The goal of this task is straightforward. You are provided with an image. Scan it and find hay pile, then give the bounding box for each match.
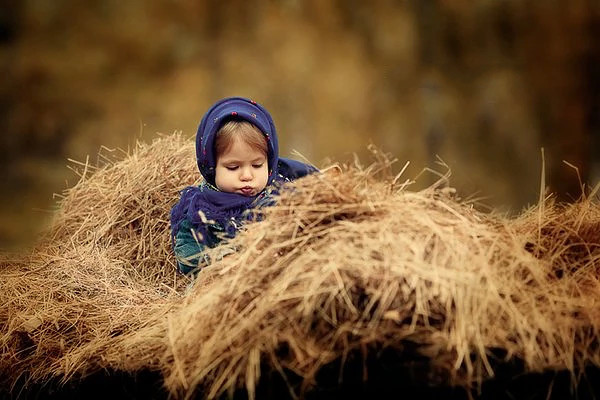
[1,134,599,398]
[0,135,195,385]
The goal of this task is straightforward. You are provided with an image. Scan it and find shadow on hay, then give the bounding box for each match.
[244,347,600,400]
[5,349,600,400]
[2,369,166,400]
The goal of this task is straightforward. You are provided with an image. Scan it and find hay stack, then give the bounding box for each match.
[0,134,195,384]
[1,134,599,399]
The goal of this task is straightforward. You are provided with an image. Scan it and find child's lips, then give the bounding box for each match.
[239,187,254,196]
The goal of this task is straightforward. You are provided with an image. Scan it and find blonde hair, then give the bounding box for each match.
[215,120,268,157]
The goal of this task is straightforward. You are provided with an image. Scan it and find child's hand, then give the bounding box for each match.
[212,245,236,261]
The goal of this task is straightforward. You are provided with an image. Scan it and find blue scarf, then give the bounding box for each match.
[170,97,316,244]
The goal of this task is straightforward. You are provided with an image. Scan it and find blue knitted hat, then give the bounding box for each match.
[196,97,279,187]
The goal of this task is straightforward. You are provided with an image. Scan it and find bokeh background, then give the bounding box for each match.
[1,0,599,250]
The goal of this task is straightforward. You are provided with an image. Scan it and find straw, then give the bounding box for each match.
[1,133,598,399]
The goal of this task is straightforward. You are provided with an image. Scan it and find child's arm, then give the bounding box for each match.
[173,219,212,275]
[277,158,319,180]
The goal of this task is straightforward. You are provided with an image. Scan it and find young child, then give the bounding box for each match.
[170,97,317,275]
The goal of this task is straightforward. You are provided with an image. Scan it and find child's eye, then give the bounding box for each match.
[252,163,264,169]
[226,166,238,171]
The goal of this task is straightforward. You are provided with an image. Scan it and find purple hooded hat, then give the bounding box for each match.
[170,96,316,243]
[196,96,279,187]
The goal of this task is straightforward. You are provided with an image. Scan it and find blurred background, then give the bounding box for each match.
[1,0,599,250]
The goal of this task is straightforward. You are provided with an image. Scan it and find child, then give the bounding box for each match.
[170,97,317,275]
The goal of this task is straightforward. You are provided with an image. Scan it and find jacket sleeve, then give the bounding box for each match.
[277,157,319,180]
[173,219,214,275]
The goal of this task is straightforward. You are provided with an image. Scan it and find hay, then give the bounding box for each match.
[0,134,195,384]
[1,134,599,398]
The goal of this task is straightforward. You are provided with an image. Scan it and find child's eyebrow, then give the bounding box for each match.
[220,156,266,164]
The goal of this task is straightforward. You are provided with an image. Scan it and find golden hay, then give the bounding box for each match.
[1,133,599,399]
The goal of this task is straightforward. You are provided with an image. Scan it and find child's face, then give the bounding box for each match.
[215,136,268,196]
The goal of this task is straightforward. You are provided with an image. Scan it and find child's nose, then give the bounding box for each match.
[240,167,253,181]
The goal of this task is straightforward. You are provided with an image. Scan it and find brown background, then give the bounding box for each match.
[1,0,599,249]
